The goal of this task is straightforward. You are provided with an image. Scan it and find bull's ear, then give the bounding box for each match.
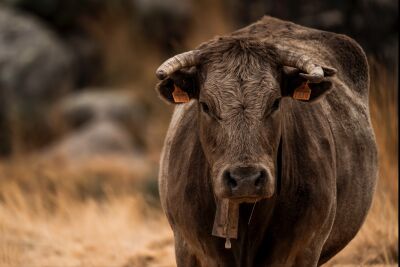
[280,66,336,102]
[155,67,199,104]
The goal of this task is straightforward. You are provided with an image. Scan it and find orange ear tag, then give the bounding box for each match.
[172,84,190,103]
[293,81,312,101]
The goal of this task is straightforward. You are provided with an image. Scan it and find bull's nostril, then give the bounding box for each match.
[223,171,238,189]
[254,171,266,188]
[223,167,268,194]
[254,176,262,187]
[228,177,238,188]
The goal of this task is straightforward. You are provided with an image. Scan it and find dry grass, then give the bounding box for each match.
[0,190,174,267]
[0,156,173,267]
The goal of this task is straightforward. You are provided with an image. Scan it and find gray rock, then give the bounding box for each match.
[55,89,149,150]
[59,90,145,124]
[43,120,139,161]
[0,5,74,99]
[38,120,153,176]
[0,5,75,155]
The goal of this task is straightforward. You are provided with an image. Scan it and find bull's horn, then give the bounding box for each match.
[274,45,336,83]
[156,50,200,80]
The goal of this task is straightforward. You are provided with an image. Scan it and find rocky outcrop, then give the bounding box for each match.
[41,89,149,164]
[43,120,139,161]
[0,5,75,155]
[0,5,74,100]
[56,89,148,150]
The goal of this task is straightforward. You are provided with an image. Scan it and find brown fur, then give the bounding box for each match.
[156,16,378,267]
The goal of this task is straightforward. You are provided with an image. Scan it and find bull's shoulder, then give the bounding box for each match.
[160,101,198,176]
[159,101,198,198]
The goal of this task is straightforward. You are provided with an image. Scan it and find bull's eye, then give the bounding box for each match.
[271,98,280,112]
[200,101,210,114]
[199,101,221,120]
[264,98,281,119]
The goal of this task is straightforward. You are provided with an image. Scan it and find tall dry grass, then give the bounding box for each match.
[0,156,173,267]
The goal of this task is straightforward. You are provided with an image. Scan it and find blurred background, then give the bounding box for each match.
[0,0,397,266]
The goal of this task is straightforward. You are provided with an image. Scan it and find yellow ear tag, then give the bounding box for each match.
[293,81,311,101]
[172,84,190,103]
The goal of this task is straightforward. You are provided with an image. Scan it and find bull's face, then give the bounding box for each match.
[156,38,336,203]
[197,62,281,202]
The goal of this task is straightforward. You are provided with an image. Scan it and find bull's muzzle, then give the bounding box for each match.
[221,165,275,201]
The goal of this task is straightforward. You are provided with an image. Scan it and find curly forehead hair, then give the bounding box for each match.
[197,36,279,78]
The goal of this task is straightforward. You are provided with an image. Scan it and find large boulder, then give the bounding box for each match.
[0,5,75,155]
[54,89,149,151]
[1,0,104,88]
[43,120,139,160]
[38,120,153,180]
[0,5,74,99]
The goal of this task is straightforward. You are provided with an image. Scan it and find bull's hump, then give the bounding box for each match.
[230,15,307,40]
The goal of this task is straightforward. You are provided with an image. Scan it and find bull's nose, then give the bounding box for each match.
[223,166,267,197]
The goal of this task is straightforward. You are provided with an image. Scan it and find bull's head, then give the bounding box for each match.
[156,38,336,203]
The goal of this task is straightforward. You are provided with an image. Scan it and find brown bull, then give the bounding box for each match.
[155,16,378,267]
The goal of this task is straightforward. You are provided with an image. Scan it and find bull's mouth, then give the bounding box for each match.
[215,185,275,203]
[228,195,264,204]
[215,188,275,203]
